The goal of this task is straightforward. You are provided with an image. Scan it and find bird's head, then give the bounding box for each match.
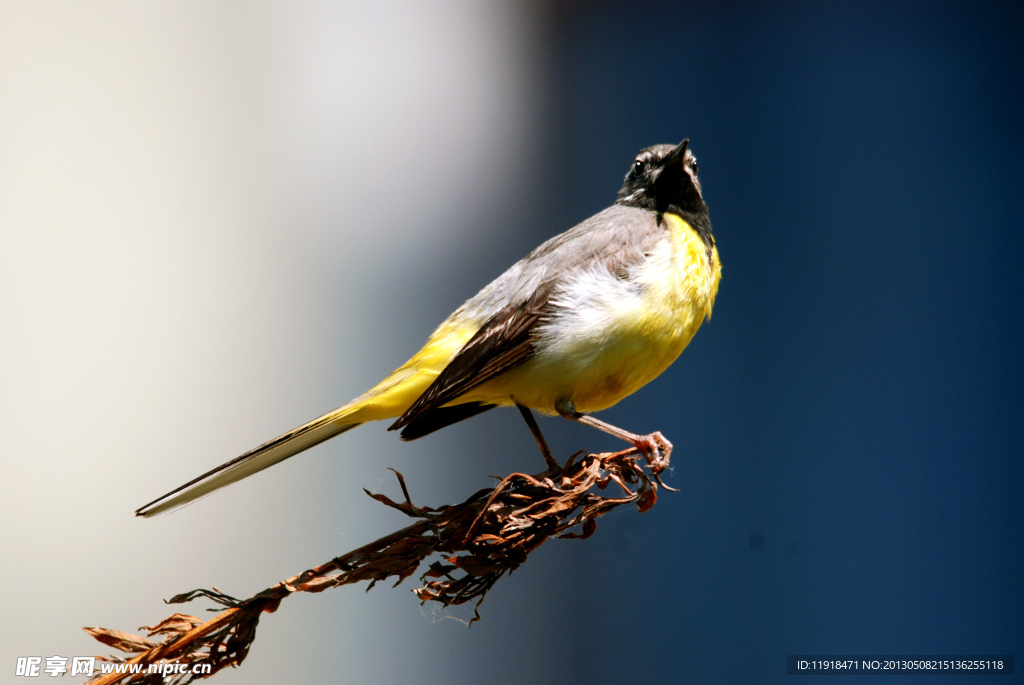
[616,139,705,216]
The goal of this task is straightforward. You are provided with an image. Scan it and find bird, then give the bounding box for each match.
[136,139,721,518]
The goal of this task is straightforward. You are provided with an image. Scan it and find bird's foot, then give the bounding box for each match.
[630,430,673,475]
[555,401,675,476]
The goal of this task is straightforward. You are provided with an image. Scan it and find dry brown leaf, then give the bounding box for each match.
[139,613,202,637]
[297,576,339,593]
[83,627,158,653]
[637,488,657,513]
[83,445,674,684]
[561,517,598,540]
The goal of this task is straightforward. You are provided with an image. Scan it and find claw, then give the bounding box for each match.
[554,403,676,478]
[631,431,673,474]
[653,472,680,493]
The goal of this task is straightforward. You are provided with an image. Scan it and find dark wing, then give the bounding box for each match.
[388,281,555,440]
[391,205,662,440]
[393,402,495,441]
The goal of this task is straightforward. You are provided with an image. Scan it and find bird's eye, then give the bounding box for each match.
[690,160,699,176]
[633,159,645,175]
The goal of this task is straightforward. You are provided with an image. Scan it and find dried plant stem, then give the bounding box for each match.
[85,445,670,684]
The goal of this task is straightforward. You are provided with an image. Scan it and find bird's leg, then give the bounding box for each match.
[515,403,562,474]
[555,400,673,474]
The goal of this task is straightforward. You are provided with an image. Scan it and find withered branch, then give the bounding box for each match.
[84,446,669,684]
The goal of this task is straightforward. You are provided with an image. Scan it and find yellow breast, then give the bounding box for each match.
[634,212,721,364]
[588,212,720,409]
[477,213,721,413]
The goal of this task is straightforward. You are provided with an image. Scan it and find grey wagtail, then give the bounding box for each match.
[136,139,721,517]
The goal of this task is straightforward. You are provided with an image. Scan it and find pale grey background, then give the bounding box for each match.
[1,2,550,682]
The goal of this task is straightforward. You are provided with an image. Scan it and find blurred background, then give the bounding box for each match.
[1,1,1021,682]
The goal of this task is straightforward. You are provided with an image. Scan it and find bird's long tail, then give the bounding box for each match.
[134,408,363,518]
[134,362,438,518]
[135,320,480,518]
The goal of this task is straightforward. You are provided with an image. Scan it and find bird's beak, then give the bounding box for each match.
[654,138,689,193]
[663,139,689,169]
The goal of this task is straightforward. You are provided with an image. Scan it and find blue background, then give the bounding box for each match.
[518,2,1023,681]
